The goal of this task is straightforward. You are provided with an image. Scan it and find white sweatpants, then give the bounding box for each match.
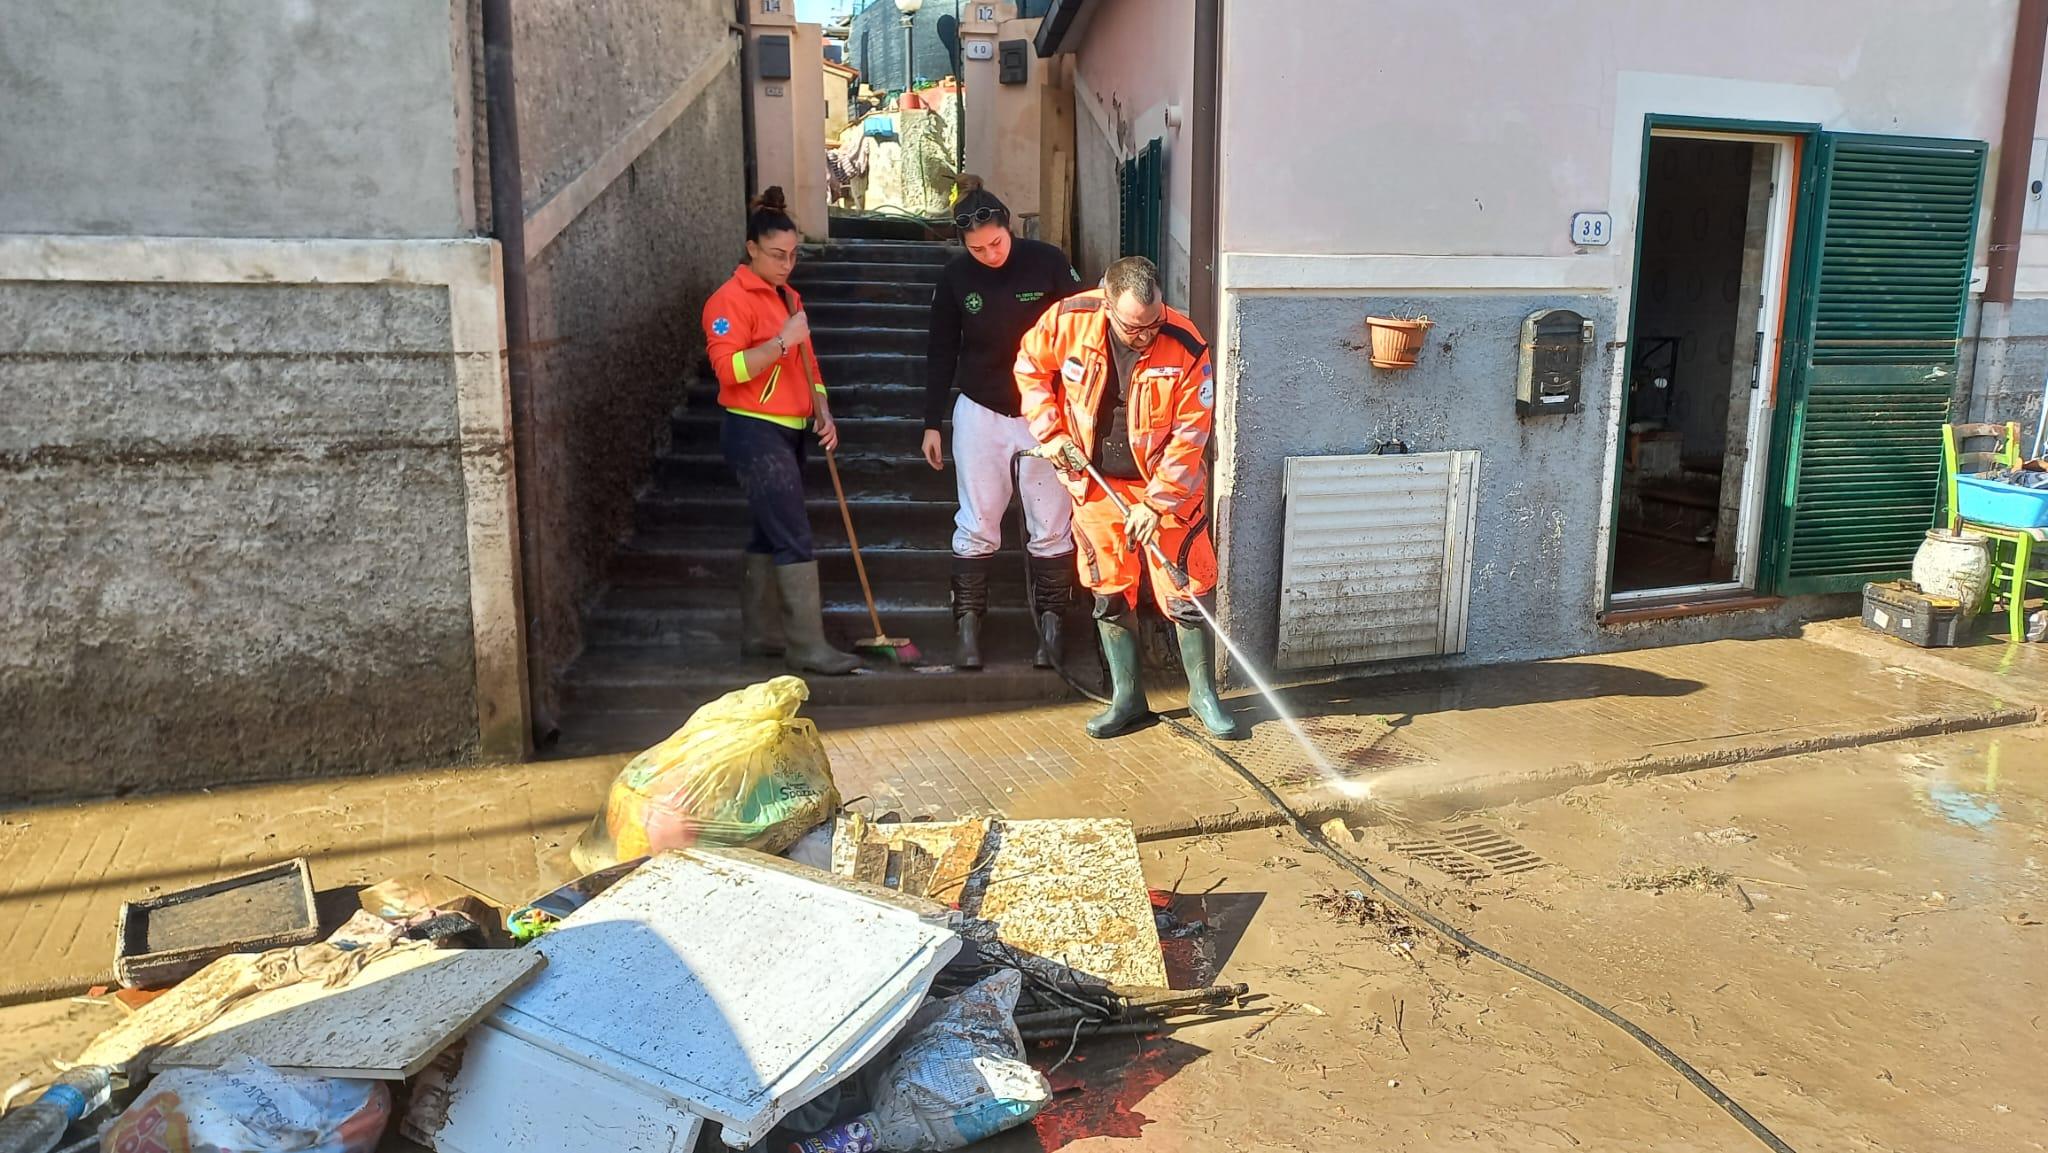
[951,394,1074,559]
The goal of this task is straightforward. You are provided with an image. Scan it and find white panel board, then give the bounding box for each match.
[432,1022,703,1153]
[433,850,959,1150]
[1277,451,1480,671]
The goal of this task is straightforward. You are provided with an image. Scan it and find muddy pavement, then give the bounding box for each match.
[5,726,2042,1151]
[982,829,1746,1151]
[1338,724,2048,1152]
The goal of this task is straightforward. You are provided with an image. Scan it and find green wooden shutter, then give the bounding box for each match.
[1774,133,1985,594]
[1119,138,1163,264]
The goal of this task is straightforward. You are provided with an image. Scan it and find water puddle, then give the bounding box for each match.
[1926,782,2003,829]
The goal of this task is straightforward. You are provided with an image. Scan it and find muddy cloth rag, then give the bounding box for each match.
[1986,468,2048,489]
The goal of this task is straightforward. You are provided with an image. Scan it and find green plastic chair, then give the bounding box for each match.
[1942,421,2047,640]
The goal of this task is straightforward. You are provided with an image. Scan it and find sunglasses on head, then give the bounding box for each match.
[955,205,1007,229]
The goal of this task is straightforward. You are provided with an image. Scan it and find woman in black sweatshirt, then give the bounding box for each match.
[923,178,1083,670]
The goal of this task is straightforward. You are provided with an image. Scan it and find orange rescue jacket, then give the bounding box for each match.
[703,264,825,426]
[1014,291,1216,521]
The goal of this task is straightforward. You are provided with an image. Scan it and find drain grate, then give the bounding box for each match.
[1440,825,1547,875]
[1383,837,1492,883]
[1383,825,1547,883]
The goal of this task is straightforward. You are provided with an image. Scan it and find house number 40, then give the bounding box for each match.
[1571,212,1612,246]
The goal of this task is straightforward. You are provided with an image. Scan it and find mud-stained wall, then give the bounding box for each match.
[0,0,468,239]
[509,0,745,722]
[1216,292,1852,684]
[0,282,479,803]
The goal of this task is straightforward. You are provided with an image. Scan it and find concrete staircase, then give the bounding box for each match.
[560,240,1080,738]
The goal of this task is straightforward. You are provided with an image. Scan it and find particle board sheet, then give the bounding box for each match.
[152,947,545,1079]
[833,817,1167,987]
[447,849,960,1150]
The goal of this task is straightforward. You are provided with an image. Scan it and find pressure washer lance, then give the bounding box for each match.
[1035,442,1191,590]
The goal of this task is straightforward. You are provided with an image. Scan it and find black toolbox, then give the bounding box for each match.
[1861,581,1969,648]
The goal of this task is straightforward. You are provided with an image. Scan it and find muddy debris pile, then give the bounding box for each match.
[0,678,1262,1153]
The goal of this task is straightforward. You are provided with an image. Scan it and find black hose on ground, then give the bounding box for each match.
[1007,454,1796,1153]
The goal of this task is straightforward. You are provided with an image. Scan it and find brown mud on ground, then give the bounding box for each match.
[1342,724,2048,1152]
[11,730,2040,1153]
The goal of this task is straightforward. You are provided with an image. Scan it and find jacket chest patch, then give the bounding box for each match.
[1061,356,1085,383]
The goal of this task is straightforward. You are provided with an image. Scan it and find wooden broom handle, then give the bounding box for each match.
[800,343,888,640]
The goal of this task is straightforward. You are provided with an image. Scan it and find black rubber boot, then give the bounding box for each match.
[1175,622,1244,740]
[951,556,992,671]
[1033,612,1063,670]
[956,613,984,671]
[739,552,785,659]
[1086,615,1152,739]
[1028,552,1076,670]
[774,561,861,675]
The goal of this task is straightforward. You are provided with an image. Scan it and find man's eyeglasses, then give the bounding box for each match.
[955,206,1007,229]
[1108,310,1165,340]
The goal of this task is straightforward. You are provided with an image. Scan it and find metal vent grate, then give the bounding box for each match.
[1276,451,1481,670]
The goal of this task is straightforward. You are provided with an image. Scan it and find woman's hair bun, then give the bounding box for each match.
[954,174,985,195]
[750,186,789,214]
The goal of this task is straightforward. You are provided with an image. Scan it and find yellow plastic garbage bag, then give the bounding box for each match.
[570,676,839,873]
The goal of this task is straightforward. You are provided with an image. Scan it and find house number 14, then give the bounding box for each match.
[1571,212,1612,246]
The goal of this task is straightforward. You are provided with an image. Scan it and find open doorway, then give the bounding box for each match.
[1613,131,1796,602]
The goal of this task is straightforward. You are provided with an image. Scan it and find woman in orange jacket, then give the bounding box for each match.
[701,188,860,675]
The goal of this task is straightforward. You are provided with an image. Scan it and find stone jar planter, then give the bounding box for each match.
[1911,529,1994,614]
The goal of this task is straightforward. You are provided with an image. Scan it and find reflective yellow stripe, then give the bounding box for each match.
[731,351,753,384]
[728,407,808,429]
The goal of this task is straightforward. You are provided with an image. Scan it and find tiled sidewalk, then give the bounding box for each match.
[2,632,2030,1000]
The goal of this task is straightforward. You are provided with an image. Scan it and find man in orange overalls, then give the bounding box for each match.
[1014,256,1241,740]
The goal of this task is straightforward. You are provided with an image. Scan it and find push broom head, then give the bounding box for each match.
[854,635,923,665]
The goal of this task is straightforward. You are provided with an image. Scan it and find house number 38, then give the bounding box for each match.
[1571,212,1612,246]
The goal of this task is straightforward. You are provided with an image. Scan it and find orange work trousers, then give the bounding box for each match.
[1071,477,1216,623]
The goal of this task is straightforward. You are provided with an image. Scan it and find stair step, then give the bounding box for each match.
[563,649,1078,713]
[632,495,963,548]
[611,537,1023,578]
[690,353,927,390]
[791,262,944,286]
[788,279,933,305]
[809,326,923,356]
[683,380,930,420]
[593,584,1038,621]
[799,241,954,265]
[583,601,1056,652]
[827,215,956,243]
[1638,483,1721,511]
[652,451,961,499]
[815,352,926,388]
[670,412,927,455]
[805,301,931,329]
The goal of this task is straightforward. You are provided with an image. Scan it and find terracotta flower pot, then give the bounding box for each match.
[1365,317,1433,369]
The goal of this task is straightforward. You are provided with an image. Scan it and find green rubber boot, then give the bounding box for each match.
[1086,616,1153,739]
[1176,622,1245,740]
[774,560,862,676]
[739,553,786,658]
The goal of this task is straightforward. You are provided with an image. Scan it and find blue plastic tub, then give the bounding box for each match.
[1956,474,2048,529]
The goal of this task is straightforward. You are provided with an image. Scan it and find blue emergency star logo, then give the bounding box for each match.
[712,317,732,336]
